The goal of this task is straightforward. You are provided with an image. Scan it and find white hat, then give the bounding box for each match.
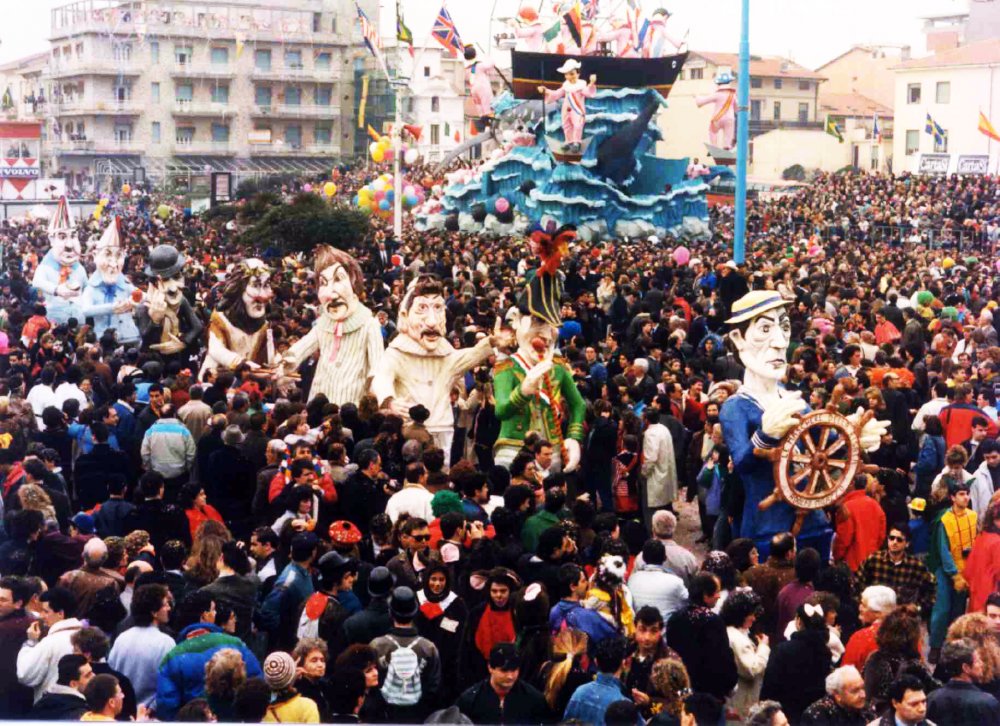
[724,259,738,270]
[556,59,582,74]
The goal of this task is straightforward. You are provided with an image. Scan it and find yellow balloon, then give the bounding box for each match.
[122,184,131,195]
[323,182,336,197]
[372,149,385,163]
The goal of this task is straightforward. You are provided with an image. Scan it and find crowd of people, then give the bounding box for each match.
[0,169,996,725]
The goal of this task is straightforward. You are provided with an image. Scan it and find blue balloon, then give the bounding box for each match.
[386,188,395,202]
[378,199,391,211]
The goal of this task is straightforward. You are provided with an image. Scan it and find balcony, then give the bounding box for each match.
[252,65,340,82]
[53,99,142,116]
[170,63,236,79]
[251,104,338,119]
[173,140,235,155]
[173,100,231,117]
[749,119,825,136]
[45,60,141,79]
[249,142,338,156]
[51,139,142,155]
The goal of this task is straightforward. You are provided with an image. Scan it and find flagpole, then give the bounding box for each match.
[733,0,749,264]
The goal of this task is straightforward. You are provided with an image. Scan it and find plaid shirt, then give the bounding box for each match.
[856,549,936,613]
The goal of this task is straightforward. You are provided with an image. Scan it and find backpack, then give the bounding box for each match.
[296,592,330,640]
[380,636,423,706]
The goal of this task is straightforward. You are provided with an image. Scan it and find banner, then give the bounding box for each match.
[358,75,369,129]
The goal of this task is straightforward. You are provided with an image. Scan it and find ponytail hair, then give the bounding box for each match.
[544,628,588,711]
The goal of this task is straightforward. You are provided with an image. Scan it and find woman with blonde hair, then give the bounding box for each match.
[648,658,691,724]
[538,628,591,715]
[17,483,56,523]
[184,534,225,589]
[204,648,246,722]
[945,612,1000,698]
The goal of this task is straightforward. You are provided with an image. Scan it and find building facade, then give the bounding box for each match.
[815,45,907,110]
[892,38,1000,174]
[44,0,375,192]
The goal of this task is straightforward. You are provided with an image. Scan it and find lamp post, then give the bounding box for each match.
[733,0,750,264]
[391,77,407,239]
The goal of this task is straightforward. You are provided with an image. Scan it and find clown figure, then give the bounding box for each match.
[538,59,596,153]
[695,70,737,150]
[279,246,383,406]
[78,216,139,344]
[199,259,275,380]
[643,8,684,58]
[508,5,545,51]
[32,196,87,325]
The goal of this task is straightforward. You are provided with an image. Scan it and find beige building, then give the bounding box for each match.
[0,53,51,125]
[44,0,375,192]
[815,45,906,109]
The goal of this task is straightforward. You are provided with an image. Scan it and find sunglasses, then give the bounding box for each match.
[887,535,906,542]
[411,534,431,542]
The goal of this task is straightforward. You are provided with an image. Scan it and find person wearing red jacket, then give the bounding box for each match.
[833,474,887,572]
[940,384,1000,448]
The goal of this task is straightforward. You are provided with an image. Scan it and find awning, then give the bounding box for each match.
[170,156,336,175]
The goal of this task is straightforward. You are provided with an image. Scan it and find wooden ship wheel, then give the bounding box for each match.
[771,410,864,509]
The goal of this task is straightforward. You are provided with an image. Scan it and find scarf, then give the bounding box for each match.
[417,589,457,620]
[474,604,515,661]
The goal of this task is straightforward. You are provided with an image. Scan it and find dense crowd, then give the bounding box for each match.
[0,170,997,725]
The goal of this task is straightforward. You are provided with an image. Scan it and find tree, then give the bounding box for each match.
[239,193,370,256]
[782,164,806,181]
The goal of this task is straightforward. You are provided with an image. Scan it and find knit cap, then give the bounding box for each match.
[431,489,463,517]
[263,651,297,690]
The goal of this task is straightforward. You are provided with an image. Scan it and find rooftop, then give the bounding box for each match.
[690,51,826,80]
[819,92,892,117]
[894,38,1000,70]
[0,52,50,74]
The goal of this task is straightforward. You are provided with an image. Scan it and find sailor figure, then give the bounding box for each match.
[538,59,597,153]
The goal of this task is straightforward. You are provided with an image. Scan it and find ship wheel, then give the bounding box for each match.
[772,410,863,510]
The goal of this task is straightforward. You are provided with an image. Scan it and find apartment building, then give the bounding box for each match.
[45,0,375,191]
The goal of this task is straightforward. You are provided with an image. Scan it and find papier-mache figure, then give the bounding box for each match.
[78,215,139,344]
[464,44,496,121]
[134,244,203,363]
[370,275,512,457]
[492,225,585,473]
[719,291,888,556]
[279,246,383,405]
[199,259,275,381]
[509,5,545,52]
[538,59,597,153]
[696,69,737,151]
[642,8,684,58]
[32,196,87,325]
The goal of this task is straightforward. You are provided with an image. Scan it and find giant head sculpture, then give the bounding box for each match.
[219,258,273,333]
[398,275,447,353]
[93,216,126,285]
[726,290,793,383]
[314,246,364,324]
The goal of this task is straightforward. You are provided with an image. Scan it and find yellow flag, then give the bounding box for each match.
[358,75,370,129]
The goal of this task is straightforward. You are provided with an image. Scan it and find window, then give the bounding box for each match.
[151,82,159,103]
[313,12,322,32]
[255,86,272,107]
[175,45,193,65]
[285,125,302,147]
[934,129,948,153]
[430,124,440,145]
[211,47,229,66]
[255,49,271,70]
[870,143,879,171]
[113,124,132,142]
[285,87,301,105]
[750,99,761,120]
[75,42,84,58]
[907,83,921,104]
[113,43,132,62]
[936,81,950,104]
[176,126,195,144]
[113,85,131,102]
[773,78,783,89]
[332,17,337,33]
[175,83,193,102]
[431,96,440,112]
[315,87,332,106]
[316,52,331,70]
[315,125,332,144]
[905,129,919,155]
[151,121,161,143]
[211,123,229,142]
[798,103,809,123]
[689,67,704,80]
[773,101,781,120]
[285,49,303,69]
[750,77,762,89]
[150,41,159,63]
[211,84,229,104]
[799,80,810,91]
[424,66,431,77]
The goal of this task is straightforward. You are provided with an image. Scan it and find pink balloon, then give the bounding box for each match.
[672,246,690,265]
[374,190,386,202]
[303,183,313,193]
[495,197,510,214]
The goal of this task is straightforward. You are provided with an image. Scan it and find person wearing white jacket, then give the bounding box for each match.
[16,587,83,703]
[969,440,1000,520]
[722,588,771,721]
[627,540,688,622]
[640,408,678,530]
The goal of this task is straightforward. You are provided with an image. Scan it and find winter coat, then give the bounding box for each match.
[760,628,831,723]
[666,605,737,701]
[456,678,551,724]
[627,564,688,621]
[641,422,678,507]
[30,685,87,720]
[833,490,887,571]
[16,617,83,703]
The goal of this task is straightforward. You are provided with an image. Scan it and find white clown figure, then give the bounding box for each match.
[32,196,88,325]
[78,216,139,344]
[280,246,384,405]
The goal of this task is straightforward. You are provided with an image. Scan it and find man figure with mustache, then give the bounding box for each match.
[32,196,87,326]
[78,216,139,345]
[199,259,275,381]
[280,246,383,405]
[134,245,203,365]
[371,275,512,459]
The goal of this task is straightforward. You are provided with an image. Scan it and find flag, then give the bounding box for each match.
[872,113,882,143]
[563,2,583,47]
[366,123,381,141]
[581,0,599,20]
[925,113,945,145]
[358,75,370,128]
[444,122,451,137]
[431,5,463,57]
[826,116,844,143]
[635,18,651,53]
[356,3,385,72]
[979,111,1000,143]
[235,34,245,59]
[542,19,562,43]
[396,0,414,57]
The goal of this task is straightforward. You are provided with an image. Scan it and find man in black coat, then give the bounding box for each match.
[0,575,38,717]
[455,643,550,724]
[340,449,387,537]
[30,654,90,721]
[927,639,1000,724]
[342,566,394,646]
[204,426,257,540]
[717,261,749,320]
[122,472,191,550]
[75,423,132,510]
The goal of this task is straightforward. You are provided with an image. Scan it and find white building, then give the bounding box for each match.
[892,38,1000,174]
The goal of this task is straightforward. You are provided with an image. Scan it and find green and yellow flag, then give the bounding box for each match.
[825,116,844,143]
[396,0,414,56]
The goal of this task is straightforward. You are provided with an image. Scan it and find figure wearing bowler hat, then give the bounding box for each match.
[134,244,203,364]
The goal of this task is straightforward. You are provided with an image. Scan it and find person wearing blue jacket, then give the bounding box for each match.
[548,563,619,649]
[257,532,318,651]
[155,591,262,721]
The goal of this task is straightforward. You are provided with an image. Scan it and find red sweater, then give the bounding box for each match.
[833,490,886,572]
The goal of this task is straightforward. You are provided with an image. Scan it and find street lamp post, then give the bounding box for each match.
[391,78,407,239]
[733,0,750,264]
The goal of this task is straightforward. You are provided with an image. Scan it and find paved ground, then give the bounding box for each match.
[673,495,710,561]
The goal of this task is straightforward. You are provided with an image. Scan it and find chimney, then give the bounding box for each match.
[901,45,911,60]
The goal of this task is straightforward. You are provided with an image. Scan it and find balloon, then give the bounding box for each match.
[942,257,955,270]
[369,142,379,155]
[92,210,101,220]
[372,179,386,192]
[303,183,313,193]
[323,182,336,197]
[404,185,415,197]
[374,190,386,202]
[672,246,691,265]
[519,179,537,195]
[121,183,131,195]
[383,150,394,163]
[100,197,109,206]
[372,149,384,163]
[385,188,394,202]
[157,204,171,220]
[378,199,391,211]
[404,149,419,165]
[495,197,510,214]
[352,195,359,206]
[444,214,459,231]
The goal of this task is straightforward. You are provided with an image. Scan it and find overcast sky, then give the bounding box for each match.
[0,0,967,69]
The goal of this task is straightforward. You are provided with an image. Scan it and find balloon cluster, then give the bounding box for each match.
[354,174,426,216]
[368,130,422,166]
[92,197,110,220]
